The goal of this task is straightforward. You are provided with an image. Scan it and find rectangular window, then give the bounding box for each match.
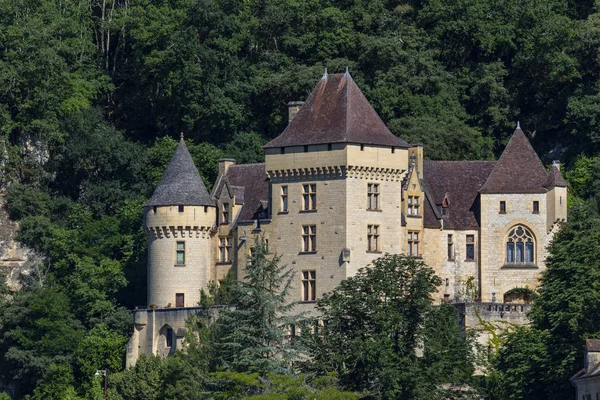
[533,200,539,214]
[176,241,185,265]
[408,196,420,216]
[222,203,230,223]
[176,293,184,308]
[178,205,184,212]
[367,225,380,252]
[302,270,316,301]
[302,184,317,211]
[408,231,419,257]
[281,186,288,212]
[367,183,380,210]
[447,234,454,260]
[219,237,232,262]
[499,201,506,214]
[166,327,173,347]
[466,235,475,261]
[302,225,317,252]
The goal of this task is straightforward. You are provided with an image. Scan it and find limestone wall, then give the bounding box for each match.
[479,193,551,301]
[344,173,404,278]
[145,205,216,308]
[268,174,347,316]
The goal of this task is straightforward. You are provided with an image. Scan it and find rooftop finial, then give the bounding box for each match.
[321,67,328,80]
[180,132,184,140]
[516,121,521,130]
[344,66,350,78]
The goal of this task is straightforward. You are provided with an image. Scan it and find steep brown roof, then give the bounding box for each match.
[146,139,215,207]
[264,72,410,149]
[223,163,269,222]
[544,165,568,188]
[424,161,497,229]
[479,127,549,194]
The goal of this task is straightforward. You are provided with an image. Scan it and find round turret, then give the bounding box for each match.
[145,138,216,308]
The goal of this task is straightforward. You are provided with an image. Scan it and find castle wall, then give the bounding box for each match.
[145,205,216,308]
[268,174,347,316]
[344,171,405,278]
[479,193,551,302]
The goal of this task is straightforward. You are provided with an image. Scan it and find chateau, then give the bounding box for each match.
[126,70,567,366]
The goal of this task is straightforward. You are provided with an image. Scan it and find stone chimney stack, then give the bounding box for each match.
[287,101,304,123]
[585,339,600,373]
[552,160,561,171]
[218,158,236,176]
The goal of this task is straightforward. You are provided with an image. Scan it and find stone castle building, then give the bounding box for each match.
[126,70,568,366]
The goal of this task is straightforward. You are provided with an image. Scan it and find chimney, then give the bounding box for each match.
[585,339,600,373]
[287,101,304,123]
[218,158,236,176]
[552,160,561,171]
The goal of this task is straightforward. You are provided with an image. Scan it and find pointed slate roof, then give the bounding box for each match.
[214,163,269,222]
[544,164,568,188]
[479,127,549,194]
[264,72,410,148]
[146,139,215,207]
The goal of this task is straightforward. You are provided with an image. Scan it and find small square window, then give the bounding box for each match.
[499,201,506,214]
[178,205,184,212]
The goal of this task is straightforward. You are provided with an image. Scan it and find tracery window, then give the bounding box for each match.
[506,226,535,264]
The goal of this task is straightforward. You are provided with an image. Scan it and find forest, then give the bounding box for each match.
[2,0,600,398]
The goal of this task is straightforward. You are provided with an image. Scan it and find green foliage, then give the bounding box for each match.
[214,236,301,374]
[0,286,85,393]
[491,197,600,399]
[307,254,477,399]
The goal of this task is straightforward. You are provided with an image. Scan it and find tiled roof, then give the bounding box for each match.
[479,127,549,194]
[571,363,600,381]
[423,190,442,228]
[263,72,410,149]
[423,161,497,229]
[544,165,568,188]
[223,163,269,222]
[146,139,215,207]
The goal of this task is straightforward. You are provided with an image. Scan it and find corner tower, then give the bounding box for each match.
[263,69,410,313]
[144,137,216,308]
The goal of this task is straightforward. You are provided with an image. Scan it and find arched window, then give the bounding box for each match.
[506,226,535,264]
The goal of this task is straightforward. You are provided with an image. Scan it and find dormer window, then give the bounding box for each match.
[408,196,419,216]
[222,203,230,224]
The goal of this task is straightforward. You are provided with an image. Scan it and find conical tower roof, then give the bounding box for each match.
[479,125,549,194]
[146,138,215,207]
[264,71,410,148]
[544,163,568,188]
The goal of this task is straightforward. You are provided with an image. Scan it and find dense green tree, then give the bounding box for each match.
[0,287,85,396]
[308,254,477,399]
[213,236,300,374]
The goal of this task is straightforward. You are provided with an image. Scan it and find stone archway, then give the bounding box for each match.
[156,324,176,357]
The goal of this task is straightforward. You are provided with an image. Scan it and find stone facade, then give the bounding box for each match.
[126,71,568,366]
